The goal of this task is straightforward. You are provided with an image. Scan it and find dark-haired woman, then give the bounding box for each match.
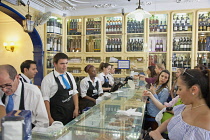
[79,65,103,113]
[143,70,170,130]
[149,69,210,140]
[98,62,112,92]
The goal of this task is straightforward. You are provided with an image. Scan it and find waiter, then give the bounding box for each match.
[0,64,49,127]
[41,53,79,125]
[19,60,38,84]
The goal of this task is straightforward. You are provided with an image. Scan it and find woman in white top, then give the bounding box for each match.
[107,64,115,86]
[98,62,112,92]
[79,65,103,112]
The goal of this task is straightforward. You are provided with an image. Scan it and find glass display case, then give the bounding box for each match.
[32,88,146,140]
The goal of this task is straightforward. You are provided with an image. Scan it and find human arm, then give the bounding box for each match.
[143,90,166,110]
[149,118,171,139]
[80,79,96,103]
[44,100,54,126]
[73,94,79,118]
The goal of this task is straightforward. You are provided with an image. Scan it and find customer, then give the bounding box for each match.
[79,65,103,113]
[0,64,49,127]
[143,69,170,130]
[107,64,115,86]
[149,69,210,140]
[41,53,79,125]
[98,62,112,92]
[170,68,184,99]
[141,63,165,89]
[19,60,38,84]
[143,65,157,89]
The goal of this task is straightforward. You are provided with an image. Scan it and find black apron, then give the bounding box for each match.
[102,76,111,88]
[79,81,99,112]
[50,72,75,125]
[1,81,35,128]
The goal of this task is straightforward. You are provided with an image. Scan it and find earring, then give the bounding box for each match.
[192,93,195,95]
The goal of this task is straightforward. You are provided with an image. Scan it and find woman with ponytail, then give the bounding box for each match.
[149,69,210,140]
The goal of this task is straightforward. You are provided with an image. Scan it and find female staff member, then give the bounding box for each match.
[149,69,210,140]
[143,70,170,130]
[98,62,112,92]
[79,65,103,112]
[108,64,115,86]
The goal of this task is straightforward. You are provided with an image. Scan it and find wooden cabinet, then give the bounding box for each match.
[43,8,210,82]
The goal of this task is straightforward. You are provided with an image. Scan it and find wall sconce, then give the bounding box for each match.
[3,42,15,52]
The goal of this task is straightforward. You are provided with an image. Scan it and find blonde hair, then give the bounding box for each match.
[156,63,165,71]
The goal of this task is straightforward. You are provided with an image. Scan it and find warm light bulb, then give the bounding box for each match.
[10,42,14,46]
[3,42,8,47]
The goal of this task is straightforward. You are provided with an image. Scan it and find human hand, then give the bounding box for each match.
[142,90,152,97]
[149,84,156,94]
[73,109,79,118]
[149,130,163,140]
[49,117,54,126]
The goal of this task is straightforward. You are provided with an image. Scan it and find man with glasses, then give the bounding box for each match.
[19,60,38,84]
[0,64,49,127]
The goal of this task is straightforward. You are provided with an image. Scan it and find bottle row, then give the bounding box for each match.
[149,38,167,52]
[173,37,192,51]
[47,18,62,34]
[67,38,81,52]
[127,39,144,52]
[198,36,210,51]
[172,54,191,69]
[149,15,167,32]
[106,38,122,52]
[47,37,62,51]
[67,19,82,35]
[106,17,122,34]
[127,19,144,33]
[198,12,210,31]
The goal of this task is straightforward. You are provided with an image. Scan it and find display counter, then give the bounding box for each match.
[32,87,146,140]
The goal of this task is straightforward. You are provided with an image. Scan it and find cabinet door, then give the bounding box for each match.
[125,17,145,52]
[85,17,102,53]
[45,16,63,76]
[196,10,210,68]
[66,18,83,53]
[105,16,123,53]
[170,11,195,87]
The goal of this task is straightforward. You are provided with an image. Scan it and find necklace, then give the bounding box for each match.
[191,104,205,110]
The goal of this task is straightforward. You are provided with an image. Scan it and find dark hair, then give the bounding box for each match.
[194,64,208,71]
[20,60,36,73]
[180,69,210,108]
[53,53,68,64]
[84,64,94,73]
[99,62,111,72]
[155,69,170,94]
[0,64,17,80]
[148,66,157,78]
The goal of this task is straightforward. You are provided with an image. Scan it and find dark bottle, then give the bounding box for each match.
[183,37,187,51]
[159,39,163,52]
[163,21,167,32]
[173,38,177,51]
[127,39,131,52]
[155,40,159,52]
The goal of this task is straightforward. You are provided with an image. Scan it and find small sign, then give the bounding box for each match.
[118,60,130,69]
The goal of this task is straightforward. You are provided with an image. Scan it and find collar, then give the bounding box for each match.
[20,73,31,83]
[13,80,22,97]
[87,76,95,82]
[54,69,67,77]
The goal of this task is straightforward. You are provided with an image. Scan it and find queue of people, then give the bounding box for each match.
[0,52,210,140]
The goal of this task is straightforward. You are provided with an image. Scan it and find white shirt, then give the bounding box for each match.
[19,73,32,84]
[107,73,114,86]
[41,70,78,101]
[0,81,49,127]
[80,76,103,98]
[97,72,111,85]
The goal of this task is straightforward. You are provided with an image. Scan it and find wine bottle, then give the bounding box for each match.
[155,40,159,52]
[159,39,163,52]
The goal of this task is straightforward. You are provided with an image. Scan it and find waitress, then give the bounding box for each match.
[98,62,112,92]
[79,65,103,112]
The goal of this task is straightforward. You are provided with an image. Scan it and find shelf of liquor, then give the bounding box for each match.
[125,15,146,52]
[195,10,210,68]
[85,17,102,53]
[45,16,63,75]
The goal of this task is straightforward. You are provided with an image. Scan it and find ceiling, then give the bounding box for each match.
[3,0,210,17]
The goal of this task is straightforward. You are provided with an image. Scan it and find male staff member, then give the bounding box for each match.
[41,53,79,125]
[19,60,38,84]
[0,64,49,127]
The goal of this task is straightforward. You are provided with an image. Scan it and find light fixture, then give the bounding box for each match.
[22,0,35,33]
[3,42,15,52]
[127,0,152,21]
